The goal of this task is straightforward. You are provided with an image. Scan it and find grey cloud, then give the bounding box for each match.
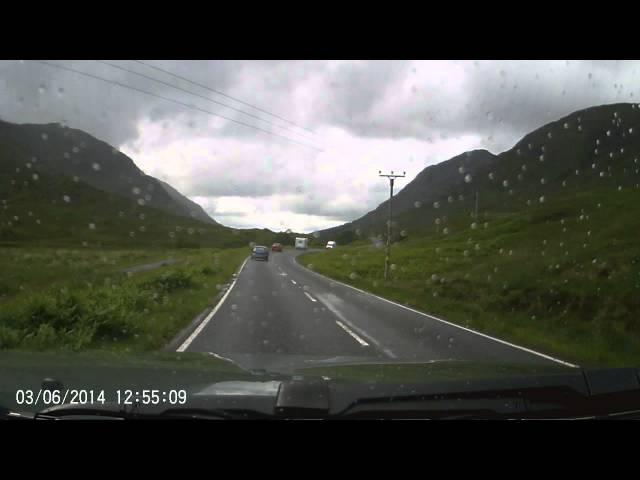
[0,60,241,147]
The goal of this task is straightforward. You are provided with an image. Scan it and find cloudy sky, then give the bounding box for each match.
[1,60,639,232]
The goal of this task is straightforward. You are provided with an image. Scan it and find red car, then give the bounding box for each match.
[271,243,283,252]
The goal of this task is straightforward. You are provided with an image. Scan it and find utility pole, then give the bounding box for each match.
[379,170,405,280]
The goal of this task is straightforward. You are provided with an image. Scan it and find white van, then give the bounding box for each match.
[326,241,337,249]
[295,237,308,249]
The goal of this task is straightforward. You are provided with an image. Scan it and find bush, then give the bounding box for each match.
[0,325,21,349]
[142,270,195,295]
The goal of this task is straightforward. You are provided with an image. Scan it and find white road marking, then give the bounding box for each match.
[335,321,369,346]
[317,294,396,359]
[291,279,297,285]
[176,257,249,352]
[296,258,578,368]
[303,291,317,302]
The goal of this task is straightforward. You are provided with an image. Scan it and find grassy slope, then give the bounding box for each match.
[300,186,640,368]
[0,247,249,352]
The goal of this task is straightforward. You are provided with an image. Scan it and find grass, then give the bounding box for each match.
[0,246,249,352]
[300,186,640,368]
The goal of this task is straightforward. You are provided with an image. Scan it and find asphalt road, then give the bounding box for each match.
[181,249,575,368]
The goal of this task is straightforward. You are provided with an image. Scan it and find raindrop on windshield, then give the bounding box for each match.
[464,174,472,183]
[63,195,71,203]
[414,201,422,208]
[92,163,101,171]
[88,223,96,230]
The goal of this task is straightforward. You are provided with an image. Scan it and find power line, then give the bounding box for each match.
[134,60,317,136]
[96,60,320,146]
[35,61,323,152]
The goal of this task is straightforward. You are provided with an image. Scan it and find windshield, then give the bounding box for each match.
[1,59,639,419]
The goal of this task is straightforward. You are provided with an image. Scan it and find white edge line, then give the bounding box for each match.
[303,291,317,302]
[294,255,578,368]
[176,256,249,352]
[335,321,369,347]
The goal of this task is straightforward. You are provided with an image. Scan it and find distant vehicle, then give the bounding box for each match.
[251,246,269,261]
[271,243,283,252]
[326,241,337,249]
[295,237,308,250]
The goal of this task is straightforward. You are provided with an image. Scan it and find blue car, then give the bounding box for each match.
[251,245,269,262]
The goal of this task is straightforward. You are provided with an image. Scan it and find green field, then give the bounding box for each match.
[0,246,248,352]
[300,186,640,368]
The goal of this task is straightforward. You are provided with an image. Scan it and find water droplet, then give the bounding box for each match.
[458,166,466,174]
[442,227,449,235]
[32,173,39,181]
[464,174,472,183]
[63,195,71,203]
[38,84,46,94]
[539,155,545,162]
[540,178,546,185]
[502,180,509,187]
[488,172,495,180]
[606,130,612,136]
[132,187,141,195]
[92,163,101,171]
[471,222,477,230]
[137,199,145,206]
[433,201,440,209]
[414,201,422,208]
[88,223,96,230]
[41,133,48,141]
[563,123,569,129]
